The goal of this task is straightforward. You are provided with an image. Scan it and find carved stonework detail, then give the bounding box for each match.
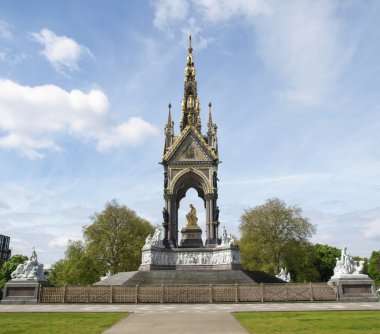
[11,248,46,281]
[141,246,240,267]
[199,168,209,178]
[331,247,368,279]
[171,169,180,179]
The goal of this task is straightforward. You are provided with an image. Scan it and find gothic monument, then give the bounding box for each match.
[97,36,281,284]
[139,36,240,271]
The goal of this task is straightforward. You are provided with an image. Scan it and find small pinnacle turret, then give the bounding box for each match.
[164,103,174,149]
[207,102,218,151]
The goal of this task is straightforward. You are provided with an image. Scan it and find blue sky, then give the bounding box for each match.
[0,0,379,265]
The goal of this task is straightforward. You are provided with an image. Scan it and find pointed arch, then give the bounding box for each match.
[169,168,212,205]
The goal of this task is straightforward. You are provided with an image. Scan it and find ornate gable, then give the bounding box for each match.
[163,126,217,164]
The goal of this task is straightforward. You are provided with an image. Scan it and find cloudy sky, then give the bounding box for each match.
[0,0,379,265]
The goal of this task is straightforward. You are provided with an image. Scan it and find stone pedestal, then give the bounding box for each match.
[1,280,49,304]
[139,244,241,271]
[328,275,378,302]
[180,226,203,248]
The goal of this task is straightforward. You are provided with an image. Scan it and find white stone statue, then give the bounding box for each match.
[219,226,237,246]
[143,227,163,248]
[331,247,368,279]
[11,247,46,281]
[100,271,112,281]
[276,268,291,282]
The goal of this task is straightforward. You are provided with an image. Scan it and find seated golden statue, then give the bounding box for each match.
[185,204,198,228]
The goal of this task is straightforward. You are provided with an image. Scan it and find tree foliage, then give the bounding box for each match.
[49,200,155,285]
[312,244,340,282]
[239,198,317,282]
[367,250,380,284]
[48,241,102,285]
[84,200,155,274]
[0,254,28,293]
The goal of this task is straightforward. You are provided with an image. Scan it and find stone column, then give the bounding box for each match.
[205,193,218,247]
[205,199,210,241]
[164,194,177,247]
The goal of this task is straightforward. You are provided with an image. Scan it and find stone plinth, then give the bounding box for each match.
[139,245,241,271]
[180,226,203,248]
[1,280,49,304]
[328,275,378,302]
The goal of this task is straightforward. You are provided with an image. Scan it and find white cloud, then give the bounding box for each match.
[0,79,159,158]
[364,218,380,241]
[0,201,10,210]
[30,28,92,75]
[194,0,271,21]
[0,20,13,39]
[62,205,92,220]
[48,236,81,248]
[152,0,353,105]
[180,17,214,50]
[0,50,28,65]
[97,117,159,151]
[252,1,353,105]
[153,0,190,36]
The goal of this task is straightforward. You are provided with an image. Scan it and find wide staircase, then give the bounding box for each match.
[95,269,282,286]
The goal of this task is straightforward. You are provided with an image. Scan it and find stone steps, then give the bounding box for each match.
[95,270,283,286]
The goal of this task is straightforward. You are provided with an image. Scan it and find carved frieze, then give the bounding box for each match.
[141,246,240,266]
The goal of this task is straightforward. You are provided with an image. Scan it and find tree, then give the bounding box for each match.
[0,254,28,295]
[48,241,102,285]
[312,244,340,282]
[367,250,380,285]
[84,200,155,274]
[239,198,317,282]
[50,201,155,285]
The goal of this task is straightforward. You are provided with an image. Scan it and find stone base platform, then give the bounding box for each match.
[328,276,378,302]
[1,280,50,304]
[95,269,283,286]
[180,226,203,248]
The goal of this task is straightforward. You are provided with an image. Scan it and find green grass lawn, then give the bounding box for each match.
[0,313,127,334]
[234,311,380,334]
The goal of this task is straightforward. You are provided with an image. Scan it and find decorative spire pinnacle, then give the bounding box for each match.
[167,103,172,124]
[208,102,213,126]
[180,35,200,132]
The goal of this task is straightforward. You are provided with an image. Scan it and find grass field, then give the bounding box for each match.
[0,312,127,334]
[234,311,380,334]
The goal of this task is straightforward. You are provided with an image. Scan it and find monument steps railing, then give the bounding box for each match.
[40,283,337,303]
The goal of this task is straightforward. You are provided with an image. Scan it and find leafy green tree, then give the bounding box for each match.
[239,198,316,282]
[312,244,341,282]
[50,200,155,285]
[84,200,155,274]
[48,241,102,285]
[0,254,28,295]
[367,250,380,284]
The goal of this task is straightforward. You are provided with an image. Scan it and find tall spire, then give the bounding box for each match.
[180,35,200,132]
